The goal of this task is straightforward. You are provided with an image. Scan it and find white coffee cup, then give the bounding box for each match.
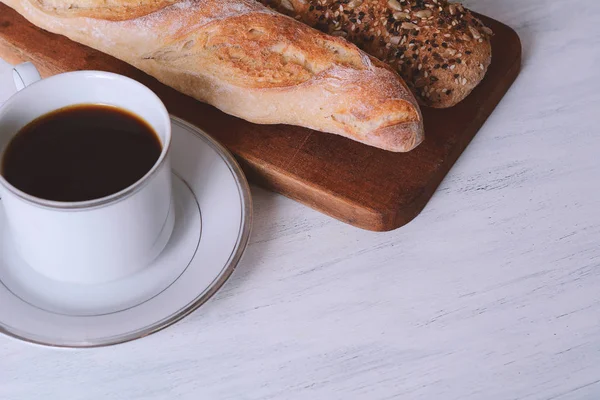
[0,68,174,284]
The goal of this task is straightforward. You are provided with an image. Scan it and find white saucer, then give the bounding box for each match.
[0,117,252,347]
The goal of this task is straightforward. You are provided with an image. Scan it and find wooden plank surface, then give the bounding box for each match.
[0,5,521,231]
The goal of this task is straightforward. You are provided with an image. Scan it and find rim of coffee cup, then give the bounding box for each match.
[0,71,172,211]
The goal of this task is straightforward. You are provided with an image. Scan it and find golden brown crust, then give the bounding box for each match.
[261,0,492,108]
[152,13,369,89]
[5,0,424,151]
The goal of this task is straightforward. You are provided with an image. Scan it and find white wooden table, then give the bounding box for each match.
[1,0,600,399]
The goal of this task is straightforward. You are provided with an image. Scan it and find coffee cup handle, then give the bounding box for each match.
[12,62,41,90]
[0,61,41,107]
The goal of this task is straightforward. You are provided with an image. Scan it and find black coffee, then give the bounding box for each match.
[1,104,162,202]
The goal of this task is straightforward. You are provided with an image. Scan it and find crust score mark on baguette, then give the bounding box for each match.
[146,15,370,88]
[5,0,424,151]
[31,0,179,20]
[260,0,493,108]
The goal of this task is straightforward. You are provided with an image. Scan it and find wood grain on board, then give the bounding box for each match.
[0,5,521,231]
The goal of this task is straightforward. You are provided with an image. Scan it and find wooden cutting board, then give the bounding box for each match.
[0,5,521,231]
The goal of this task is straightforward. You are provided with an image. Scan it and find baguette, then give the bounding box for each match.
[260,0,493,108]
[3,0,425,152]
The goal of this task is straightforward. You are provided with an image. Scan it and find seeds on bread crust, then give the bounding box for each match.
[261,0,493,108]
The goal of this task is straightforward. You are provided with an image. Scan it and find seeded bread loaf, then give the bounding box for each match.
[2,0,425,152]
[260,0,493,108]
